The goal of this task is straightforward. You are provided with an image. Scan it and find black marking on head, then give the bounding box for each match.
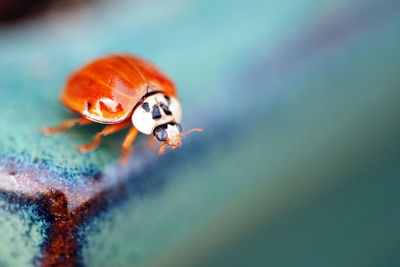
[86,102,92,109]
[160,103,172,115]
[164,96,170,105]
[169,122,182,132]
[152,105,162,120]
[142,102,150,112]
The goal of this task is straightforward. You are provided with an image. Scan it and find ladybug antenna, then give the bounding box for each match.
[157,127,203,155]
[180,127,203,137]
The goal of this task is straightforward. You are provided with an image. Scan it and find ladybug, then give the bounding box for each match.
[42,54,202,164]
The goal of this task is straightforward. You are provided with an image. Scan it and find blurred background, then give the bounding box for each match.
[0,0,400,266]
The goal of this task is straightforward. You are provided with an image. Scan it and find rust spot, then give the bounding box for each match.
[0,138,189,266]
[38,190,80,267]
[0,156,122,266]
[37,187,125,266]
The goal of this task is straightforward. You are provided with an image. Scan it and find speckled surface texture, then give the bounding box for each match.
[0,195,48,266]
[1,0,400,266]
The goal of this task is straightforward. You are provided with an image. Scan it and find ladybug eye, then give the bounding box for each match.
[175,123,182,132]
[154,128,168,141]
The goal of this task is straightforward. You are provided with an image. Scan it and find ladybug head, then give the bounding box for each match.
[131,92,202,154]
[131,93,182,135]
[153,123,182,153]
[154,123,203,155]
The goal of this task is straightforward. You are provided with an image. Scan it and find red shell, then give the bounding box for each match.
[61,54,177,124]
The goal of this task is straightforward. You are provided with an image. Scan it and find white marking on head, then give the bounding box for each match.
[131,93,182,135]
[168,96,182,123]
[166,124,181,140]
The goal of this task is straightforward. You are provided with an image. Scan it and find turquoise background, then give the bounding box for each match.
[0,0,400,266]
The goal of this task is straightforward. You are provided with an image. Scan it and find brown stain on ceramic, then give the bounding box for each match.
[37,187,126,266]
[0,136,184,266]
[0,156,129,266]
[0,165,110,266]
[39,190,82,266]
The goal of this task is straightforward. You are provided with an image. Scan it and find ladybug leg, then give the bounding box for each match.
[77,120,131,153]
[120,127,138,166]
[41,117,93,135]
